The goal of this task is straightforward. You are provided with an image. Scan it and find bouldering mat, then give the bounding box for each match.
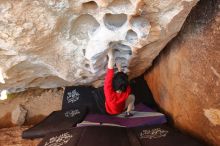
[38,125,205,146]
[62,86,99,113]
[22,107,87,139]
[77,104,167,127]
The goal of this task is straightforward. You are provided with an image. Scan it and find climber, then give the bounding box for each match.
[61,49,135,117]
[104,48,135,117]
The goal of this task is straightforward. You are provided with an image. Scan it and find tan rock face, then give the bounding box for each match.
[11,104,27,126]
[145,0,220,145]
[0,0,198,92]
[0,88,63,128]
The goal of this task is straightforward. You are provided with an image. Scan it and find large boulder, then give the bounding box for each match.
[145,0,220,145]
[0,0,198,92]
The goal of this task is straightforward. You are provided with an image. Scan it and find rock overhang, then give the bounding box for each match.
[0,0,199,93]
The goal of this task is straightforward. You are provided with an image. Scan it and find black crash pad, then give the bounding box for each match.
[22,107,87,139]
[38,125,205,146]
[130,125,205,146]
[62,86,97,111]
[38,126,139,146]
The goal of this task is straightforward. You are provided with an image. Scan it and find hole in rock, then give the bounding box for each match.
[85,64,90,68]
[108,0,132,10]
[70,14,100,41]
[130,16,149,28]
[82,1,98,10]
[125,29,138,44]
[104,13,127,31]
[109,42,132,53]
[130,16,150,37]
[83,49,86,56]
[82,76,88,79]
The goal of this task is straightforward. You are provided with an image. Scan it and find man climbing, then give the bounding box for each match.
[59,48,135,117]
[104,48,135,117]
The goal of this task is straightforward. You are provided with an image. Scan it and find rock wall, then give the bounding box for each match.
[0,88,63,128]
[145,0,220,145]
[0,0,198,92]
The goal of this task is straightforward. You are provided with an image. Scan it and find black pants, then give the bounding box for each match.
[92,87,106,114]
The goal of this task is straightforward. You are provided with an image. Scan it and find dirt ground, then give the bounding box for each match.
[0,126,41,146]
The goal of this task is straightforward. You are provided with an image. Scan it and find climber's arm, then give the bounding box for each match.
[107,48,115,69]
[116,61,122,72]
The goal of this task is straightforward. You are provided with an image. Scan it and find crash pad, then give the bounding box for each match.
[62,86,101,113]
[22,107,87,139]
[77,104,167,127]
[38,125,205,146]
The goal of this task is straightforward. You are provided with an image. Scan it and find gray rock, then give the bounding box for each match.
[11,105,27,126]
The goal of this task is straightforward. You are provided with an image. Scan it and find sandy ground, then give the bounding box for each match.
[0,126,41,146]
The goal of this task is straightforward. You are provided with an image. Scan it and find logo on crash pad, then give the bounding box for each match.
[67,89,80,103]
[140,128,168,139]
[44,132,73,146]
[64,109,80,118]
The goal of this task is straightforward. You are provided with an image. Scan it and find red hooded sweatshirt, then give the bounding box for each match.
[104,69,131,115]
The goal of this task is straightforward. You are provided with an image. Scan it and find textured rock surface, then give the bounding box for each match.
[0,126,41,146]
[11,104,27,126]
[0,88,63,128]
[145,0,220,145]
[0,0,198,92]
